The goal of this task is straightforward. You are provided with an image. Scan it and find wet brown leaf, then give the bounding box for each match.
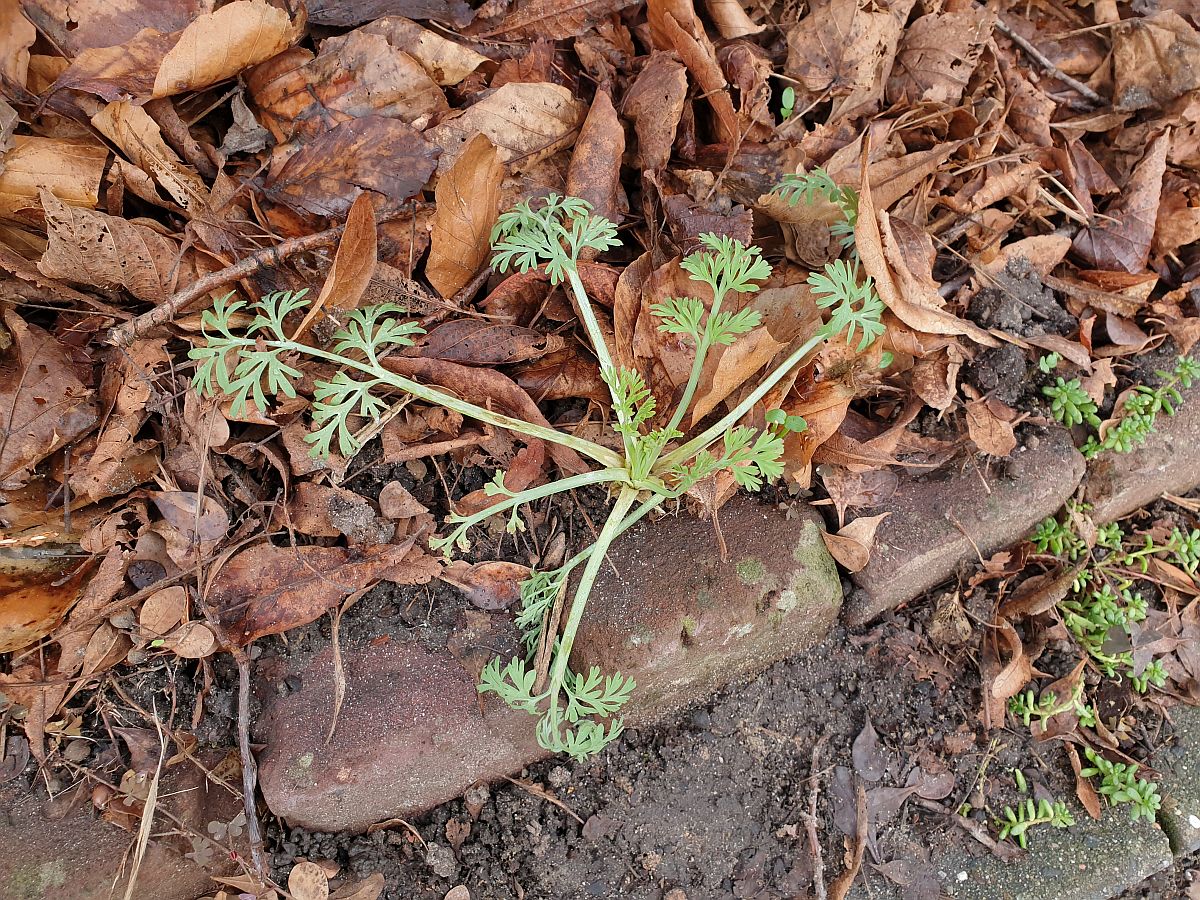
[211,539,439,646]
[18,0,209,56]
[0,549,88,653]
[307,0,472,28]
[1,0,35,87]
[265,116,440,217]
[414,320,564,366]
[623,53,687,172]
[441,560,531,610]
[566,90,624,230]
[965,397,1017,457]
[138,586,188,637]
[1072,129,1170,273]
[427,134,503,299]
[0,308,98,489]
[428,82,585,174]
[851,715,885,781]
[164,620,216,659]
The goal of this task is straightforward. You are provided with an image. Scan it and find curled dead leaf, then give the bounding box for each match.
[427,134,502,299]
[821,513,889,572]
[441,560,531,610]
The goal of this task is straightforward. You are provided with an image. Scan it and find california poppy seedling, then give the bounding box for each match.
[191,193,887,758]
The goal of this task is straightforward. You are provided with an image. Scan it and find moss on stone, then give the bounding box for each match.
[735,557,766,585]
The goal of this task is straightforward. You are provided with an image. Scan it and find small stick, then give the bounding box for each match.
[232,647,268,877]
[107,226,345,346]
[916,797,1021,861]
[995,18,1106,107]
[502,775,585,825]
[803,733,830,900]
[828,779,867,900]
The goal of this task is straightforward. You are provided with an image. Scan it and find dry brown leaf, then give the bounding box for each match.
[0,308,98,489]
[164,621,216,659]
[481,0,640,39]
[295,192,378,339]
[705,0,762,38]
[308,0,471,28]
[265,116,440,218]
[886,8,994,105]
[1066,743,1103,819]
[1072,129,1170,273]
[90,101,207,209]
[965,397,1017,457]
[289,861,330,900]
[359,17,486,86]
[623,53,687,172]
[989,618,1031,701]
[1112,11,1200,111]
[0,136,107,223]
[566,90,625,230]
[285,482,384,544]
[50,0,301,100]
[785,0,916,122]
[378,481,428,519]
[441,560,531,610]
[821,513,889,572]
[210,540,439,645]
[0,0,35,87]
[428,82,585,174]
[37,190,197,302]
[138,586,188,637]
[647,0,739,145]
[427,133,502,298]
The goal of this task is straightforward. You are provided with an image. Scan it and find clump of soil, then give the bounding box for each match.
[967,258,1075,337]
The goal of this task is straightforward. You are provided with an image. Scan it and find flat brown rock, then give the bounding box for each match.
[258,496,842,832]
[1083,382,1200,523]
[845,427,1085,625]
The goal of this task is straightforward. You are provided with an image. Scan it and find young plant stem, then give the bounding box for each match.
[655,328,828,471]
[544,486,640,713]
[295,341,623,468]
[664,290,724,439]
[566,269,616,376]
[445,468,628,539]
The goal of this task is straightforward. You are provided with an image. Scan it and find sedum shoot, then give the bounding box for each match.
[190,192,885,759]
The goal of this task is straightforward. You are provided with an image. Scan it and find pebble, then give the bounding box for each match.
[425,843,457,878]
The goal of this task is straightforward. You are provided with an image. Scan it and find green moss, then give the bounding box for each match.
[696,589,717,611]
[8,859,67,899]
[681,616,698,638]
[735,557,766,586]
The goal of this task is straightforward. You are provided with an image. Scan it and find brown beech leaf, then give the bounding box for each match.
[138,586,188,637]
[164,621,217,659]
[359,17,486,86]
[989,618,1031,701]
[0,550,90,653]
[294,192,378,339]
[566,90,624,230]
[785,0,916,122]
[427,133,502,299]
[0,308,98,489]
[1066,743,1103,820]
[37,189,197,302]
[265,116,439,218]
[90,101,207,209]
[1113,11,1200,111]
[413,320,564,366]
[307,0,472,29]
[965,397,1017,457]
[1072,129,1170,273]
[886,8,994,106]
[211,539,439,645]
[441,560,531,610]
[0,136,107,223]
[647,0,739,145]
[821,513,889,573]
[705,0,762,38]
[51,0,302,101]
[623,52,687,172]
[427,82,585,174]
[480,0,641,39]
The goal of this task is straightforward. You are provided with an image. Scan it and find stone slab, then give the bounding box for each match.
[934,815,1172,900]
[1156,704,1200,854]
[258,496,842,832]
[845,426,1085,625]
[1084,381,1200,524]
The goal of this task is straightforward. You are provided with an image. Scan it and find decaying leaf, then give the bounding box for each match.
[441,560,531,610]
[210,539,439,645]
[294,192,379,338]
[822,513,889,572]
[0,136,107,223]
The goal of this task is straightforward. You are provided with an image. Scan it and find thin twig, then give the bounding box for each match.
[232,647,267,876]
[804,733,830,900]
[916,797,1021,861]
[994,18,1106,106]
[107,226,345,346]
[502,775,585,825]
